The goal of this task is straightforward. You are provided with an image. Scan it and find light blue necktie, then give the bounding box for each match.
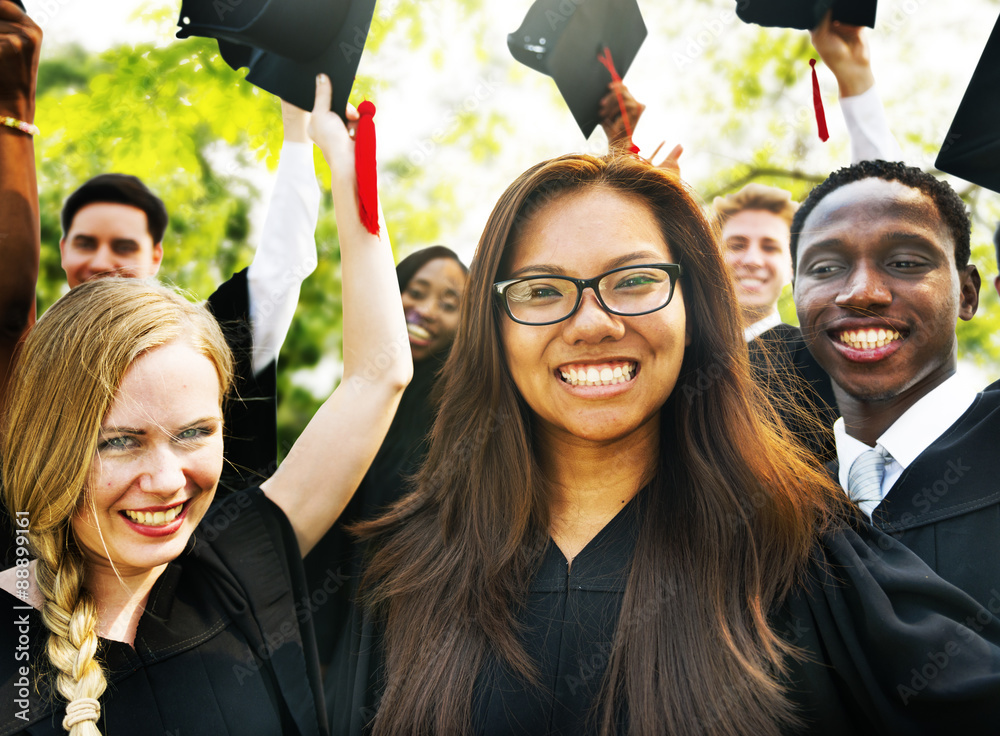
[847,446,891,508]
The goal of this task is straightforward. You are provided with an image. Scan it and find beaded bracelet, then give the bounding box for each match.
[1,116,40,137]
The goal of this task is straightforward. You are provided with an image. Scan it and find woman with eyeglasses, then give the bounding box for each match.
[328,153,1000,735]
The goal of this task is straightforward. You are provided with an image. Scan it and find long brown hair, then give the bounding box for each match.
[1,278,232,735]
[357,154,848,735]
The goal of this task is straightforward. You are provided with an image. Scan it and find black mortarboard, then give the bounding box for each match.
[175,0,377,116]
[736,0,877,31]
[935,14,1000,193]
[508,0,647,138]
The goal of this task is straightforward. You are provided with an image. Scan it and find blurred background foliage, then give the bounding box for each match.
[30,0,1000,453]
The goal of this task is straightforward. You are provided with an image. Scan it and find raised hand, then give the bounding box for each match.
[0,0,42,122]
[599,81,645,150]
[811,10,875,98]
[306,73,359,174]
[648,142,683,178]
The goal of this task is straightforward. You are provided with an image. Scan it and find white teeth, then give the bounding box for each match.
[407,324,431,340]
[838,329,902,350]
[124,502,184,526]
[560,363,637,387]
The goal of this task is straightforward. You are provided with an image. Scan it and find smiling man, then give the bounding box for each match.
[54,100,320,493]
[715,184,798,338]
[59,175,167,286]
[713,185,839,462]
[792,159,1000,607]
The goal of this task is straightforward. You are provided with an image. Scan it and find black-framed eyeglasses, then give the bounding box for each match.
[493,263,683,326]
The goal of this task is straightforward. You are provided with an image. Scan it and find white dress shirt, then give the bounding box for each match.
[247,141,321,374]
[743,311,783,343]
[834,374,979,519]
[841,85,904,164]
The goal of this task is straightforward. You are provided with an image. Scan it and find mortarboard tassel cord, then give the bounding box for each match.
[355,100,380,236]
[597,46,640,155]
[809,59,829,143]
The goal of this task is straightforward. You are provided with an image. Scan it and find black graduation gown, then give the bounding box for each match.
[0,489,327,736]
[326,491,1000,735]
[747,323,838,464]
[207,267,279,492]
[829,378,1000,610]
[304,351,446,662]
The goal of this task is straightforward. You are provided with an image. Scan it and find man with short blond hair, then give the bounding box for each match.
[712,182,840,461]
[713,183,799,339]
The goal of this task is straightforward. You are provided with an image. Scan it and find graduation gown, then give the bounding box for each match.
[207,267,279,492]
[326,491,1000,734]
[830,378,1000,609]
[0,489,327,736]
[748,323,838,464]
[304,351,446,663]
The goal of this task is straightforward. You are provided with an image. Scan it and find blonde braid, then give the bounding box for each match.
[0,280,235,734]
[33,530,106,736]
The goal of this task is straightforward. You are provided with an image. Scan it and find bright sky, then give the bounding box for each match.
[24,0,1000,258]
[22,0,1000,266]
[21,0,1000,388]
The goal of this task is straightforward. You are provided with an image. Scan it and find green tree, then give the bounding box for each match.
[32,0,999,461]
[33,0,504,451]
[646,1,1000,369]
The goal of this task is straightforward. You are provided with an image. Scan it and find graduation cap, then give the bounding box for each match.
[508,0,647,138]
[735,0,877,31]
[935,13,1000,193]
[175,0,377,116]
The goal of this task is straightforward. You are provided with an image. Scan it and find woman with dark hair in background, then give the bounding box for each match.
[328,153,1000,736]
[306,245,468,667]
[377,245,469,495]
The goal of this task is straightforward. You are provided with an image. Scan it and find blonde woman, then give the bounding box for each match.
[0,74,409,736]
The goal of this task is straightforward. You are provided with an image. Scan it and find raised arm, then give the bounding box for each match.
[599,80,645,151]
[0,0,41,411]
[246,100,321,375]
[598,82,683,176]
[811,11,903,163]
[261,75,411,556]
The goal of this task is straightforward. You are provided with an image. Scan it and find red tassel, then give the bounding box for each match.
[809,59,829,143]
[596,46,639,155]
[355,100,379,235]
